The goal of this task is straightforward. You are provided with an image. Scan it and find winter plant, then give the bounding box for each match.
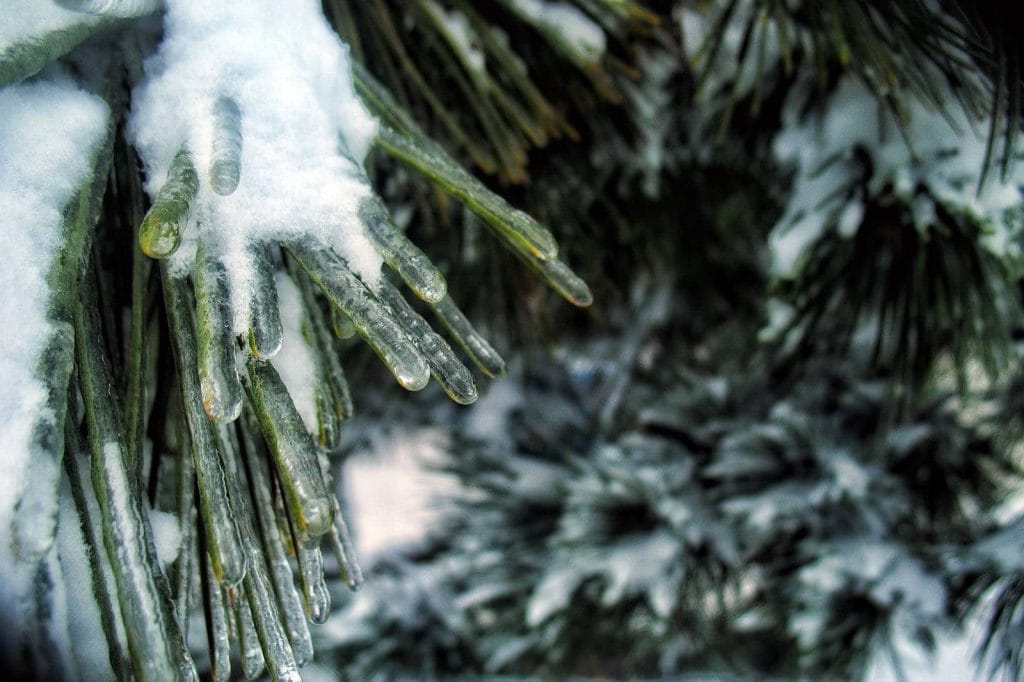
[1,0,1023,680]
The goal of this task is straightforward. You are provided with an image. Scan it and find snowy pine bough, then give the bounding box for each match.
[3,0,1024,680]
[0,0,603,677]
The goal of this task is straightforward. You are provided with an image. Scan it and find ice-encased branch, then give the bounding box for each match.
[209,96,243,196]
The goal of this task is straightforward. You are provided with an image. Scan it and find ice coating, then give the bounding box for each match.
[0,0,100,54]
[128,0,383,333]
[0,73,108,654]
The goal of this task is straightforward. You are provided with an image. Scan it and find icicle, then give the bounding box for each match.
[195,244,244,422]
[139,148,197,258]
[374,124,558,260]
[203,559,231,682]
[358,196,446,303]
[240,422,314,666]
[209,96,243,196]
[290,242,430,391]
[162,271,247,586]
[377,282,478,404]
[244,357,335,543]
[247,246,284,359]
[54,0,160,18]
[295,543,331,624]
[430,294,507,378]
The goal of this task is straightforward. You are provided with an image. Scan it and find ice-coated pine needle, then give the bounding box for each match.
[296,271,354,422]
[358,196,446,303]
[328,509,363,591]
[331,306,357,339]
[315,452,363,591]
[525,255,594,307]
[232,589,266,681]
[295,543,331,624]
[54,0,160,17]
[316,388,341,450]
[377,282,478,404]
[64,417,133,681]
[1,20,107,87]
[289,242,430,391]
[244,356,335,543]
[429,294,508,378]
[139,147,198,258]
[75,274,198,681]
[374,124,559,261]
[493,222,593,307]
[162,270,247,586]
[240,421,314,666]
[353,64,559,258]
[203,559,232,682]
[247,246,284,360]
[195,244,244,422]
[171,434,196,628]
[219,424,302,682]
[209,96,243,196]
[243,565,303,682]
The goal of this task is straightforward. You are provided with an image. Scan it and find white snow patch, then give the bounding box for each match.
[271,273,319,433]
[148,508,182,568]
[128,0,383,333]
[771,77,1024,278]
[425,2,485,74]
[527,531,682,626]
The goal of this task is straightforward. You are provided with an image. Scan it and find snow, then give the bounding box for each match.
[678,1,783,106]
[527,531,682,625]
[426,2,485,74]
[0,70,108,657]
[509,0,606,64]
[771,76,1024,278]
[148,508,182,567]
[271,273,319,432]
[128,0,383,334]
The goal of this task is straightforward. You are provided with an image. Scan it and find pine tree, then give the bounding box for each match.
[1,1,1022,680]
